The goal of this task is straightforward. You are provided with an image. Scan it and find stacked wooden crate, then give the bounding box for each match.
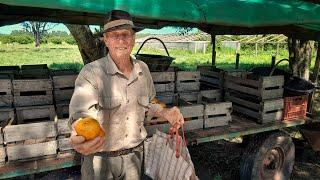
[14,65,55,124]
[151,71,176,105]
[0,128,5,165]
[176,71,202,104]
[57,119,74,156]
[197,66,224,90]
[3,122,57,162]
[224,73,284,123]
[0,74,14,126]
[52,70,77,118]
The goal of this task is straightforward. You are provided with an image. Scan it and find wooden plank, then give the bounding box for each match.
[179,92,201,103]
[200,76,222,86]
[180,104,204,118]
[176,71,200,81]
[261,75,284,88]
[16,105,56,124]
[13,79,52,91]
[204,115,231,128]
[6,140,57,161]
[225,81,260,97]
[225,93,260,111]
[154,83,174,93]
[261,110,283,123]
[4,121,57,142]
[0,145,5,163]
[262,99,284,112]
[224,74,260,88]
[176,82,200,92]
[20,69,50,79]
[232,104,260,119]
[14,93,53,107]
[54,89,74,102]
[52,75,77,89]
[0,95,13,107]
[204,102,232,116]
[151,72,175,82]
[0,128,3,144]
[57,119,71,135]
[58,138,73,151]
[200,90,221,99]
[261,89,283,100]
[0,79,12,92]
[0,108,14,122]
[56,102,70,119]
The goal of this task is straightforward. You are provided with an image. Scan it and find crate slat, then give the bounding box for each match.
[52,74,77,89]
[0,94,13,107]
[176,71,200,81]
[204,115,231,128]
[178,92,201,104]
[56,102,70,119]
[0,79,12,93]
[4,121,57,142]
[176,82,200,92]
[180,104,204,118]
[200,90,222,102]
[154,83,175,93]
[13,79,53,91]
[14,91,53,107]
[16,105,56,124]
[57,119,71,135]
[156,93,176,105]
[58,138,73,151]
[204,102,232,116]
[6,140,57,161]
[0,108,14,123]
[0,145,5,163]
[151,72,175,82]
[54,89,74,102]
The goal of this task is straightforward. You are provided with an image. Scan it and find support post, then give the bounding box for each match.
[211,34,216,68]
[271,56,276,68]
[311,42,320,83]
[236,53,240,69]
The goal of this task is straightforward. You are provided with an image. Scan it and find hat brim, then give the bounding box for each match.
[101,24,143,36]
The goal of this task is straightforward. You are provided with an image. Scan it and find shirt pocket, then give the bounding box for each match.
[98,96,122,124]
[137,96,149,124]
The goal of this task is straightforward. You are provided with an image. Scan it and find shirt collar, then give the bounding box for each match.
[105,53,142,76]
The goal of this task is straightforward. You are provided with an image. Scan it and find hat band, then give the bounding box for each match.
[104,19,134,31]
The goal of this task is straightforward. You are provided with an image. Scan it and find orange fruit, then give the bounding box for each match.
[151,97,166,108]
[74,117,105,140]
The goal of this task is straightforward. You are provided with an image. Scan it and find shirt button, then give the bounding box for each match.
[127,100,129,103]
[126,117,129,120]
[125,134,128,138]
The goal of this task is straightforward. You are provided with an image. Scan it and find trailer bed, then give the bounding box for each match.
[0,116,318,179]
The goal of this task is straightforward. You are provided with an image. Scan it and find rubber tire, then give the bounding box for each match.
[240,132,295,180]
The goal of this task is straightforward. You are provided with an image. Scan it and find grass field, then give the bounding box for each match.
[0,43,317,72]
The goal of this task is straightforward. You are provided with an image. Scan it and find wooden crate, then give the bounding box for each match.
[0,77,13,107]
[224,73,284,100]
[204,102,232,128]
[156,92,177,106]
[151,72,175,93]
[20,64,50,79]
[0,128,4,164]
[225,91,283,123]
[16,105,56,124]
[176,71,200,92]
[56,101,70,119]
[200,89,222,103]
[13,79,53,106]
[0,108,14,124]
[197,66,224,90]
[0,66,20,79]
[178,91,201,105]
[3,121,57,161]
[53,74,77,102]
[145,104,204,135]
[57,119,73,152]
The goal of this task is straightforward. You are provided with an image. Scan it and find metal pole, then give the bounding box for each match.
[271,56,276,68]
[211,34,216,68]
[236,53,240,69]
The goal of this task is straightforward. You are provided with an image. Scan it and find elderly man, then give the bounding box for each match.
[69,10,184,180]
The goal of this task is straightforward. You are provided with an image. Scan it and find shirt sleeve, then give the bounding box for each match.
[68,65,99,128]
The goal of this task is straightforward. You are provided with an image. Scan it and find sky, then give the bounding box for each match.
[0,23,195,35]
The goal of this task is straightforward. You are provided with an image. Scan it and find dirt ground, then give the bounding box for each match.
[12,140,320,180]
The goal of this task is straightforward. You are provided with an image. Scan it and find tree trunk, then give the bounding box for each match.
[66,24,106,64]
[311,42,320,83]
[35,32,40,47]
[287,37,314,80]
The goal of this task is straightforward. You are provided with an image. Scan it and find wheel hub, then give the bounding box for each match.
[261,147,285,179]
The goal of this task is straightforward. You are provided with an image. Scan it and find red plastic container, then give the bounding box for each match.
[283,95,308,120]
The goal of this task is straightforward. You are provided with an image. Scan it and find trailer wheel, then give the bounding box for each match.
[240,132,295,180]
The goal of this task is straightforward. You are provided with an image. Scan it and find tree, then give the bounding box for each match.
[21,21,57,47]
[287,37,314,80]
[66,24,106,64]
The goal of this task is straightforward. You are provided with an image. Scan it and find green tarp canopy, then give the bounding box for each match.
[1,0,320,39]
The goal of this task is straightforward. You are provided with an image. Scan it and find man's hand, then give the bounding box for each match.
[70,121,105,155]
[159,106,184,129]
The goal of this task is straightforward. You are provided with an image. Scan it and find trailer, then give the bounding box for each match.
[1,0,320,179]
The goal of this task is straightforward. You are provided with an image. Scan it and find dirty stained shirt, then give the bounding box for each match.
[69,54,158,152]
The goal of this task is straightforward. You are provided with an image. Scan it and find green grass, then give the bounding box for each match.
[0,43,317,72]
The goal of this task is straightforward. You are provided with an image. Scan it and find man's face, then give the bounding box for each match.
[103,28,135,59]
